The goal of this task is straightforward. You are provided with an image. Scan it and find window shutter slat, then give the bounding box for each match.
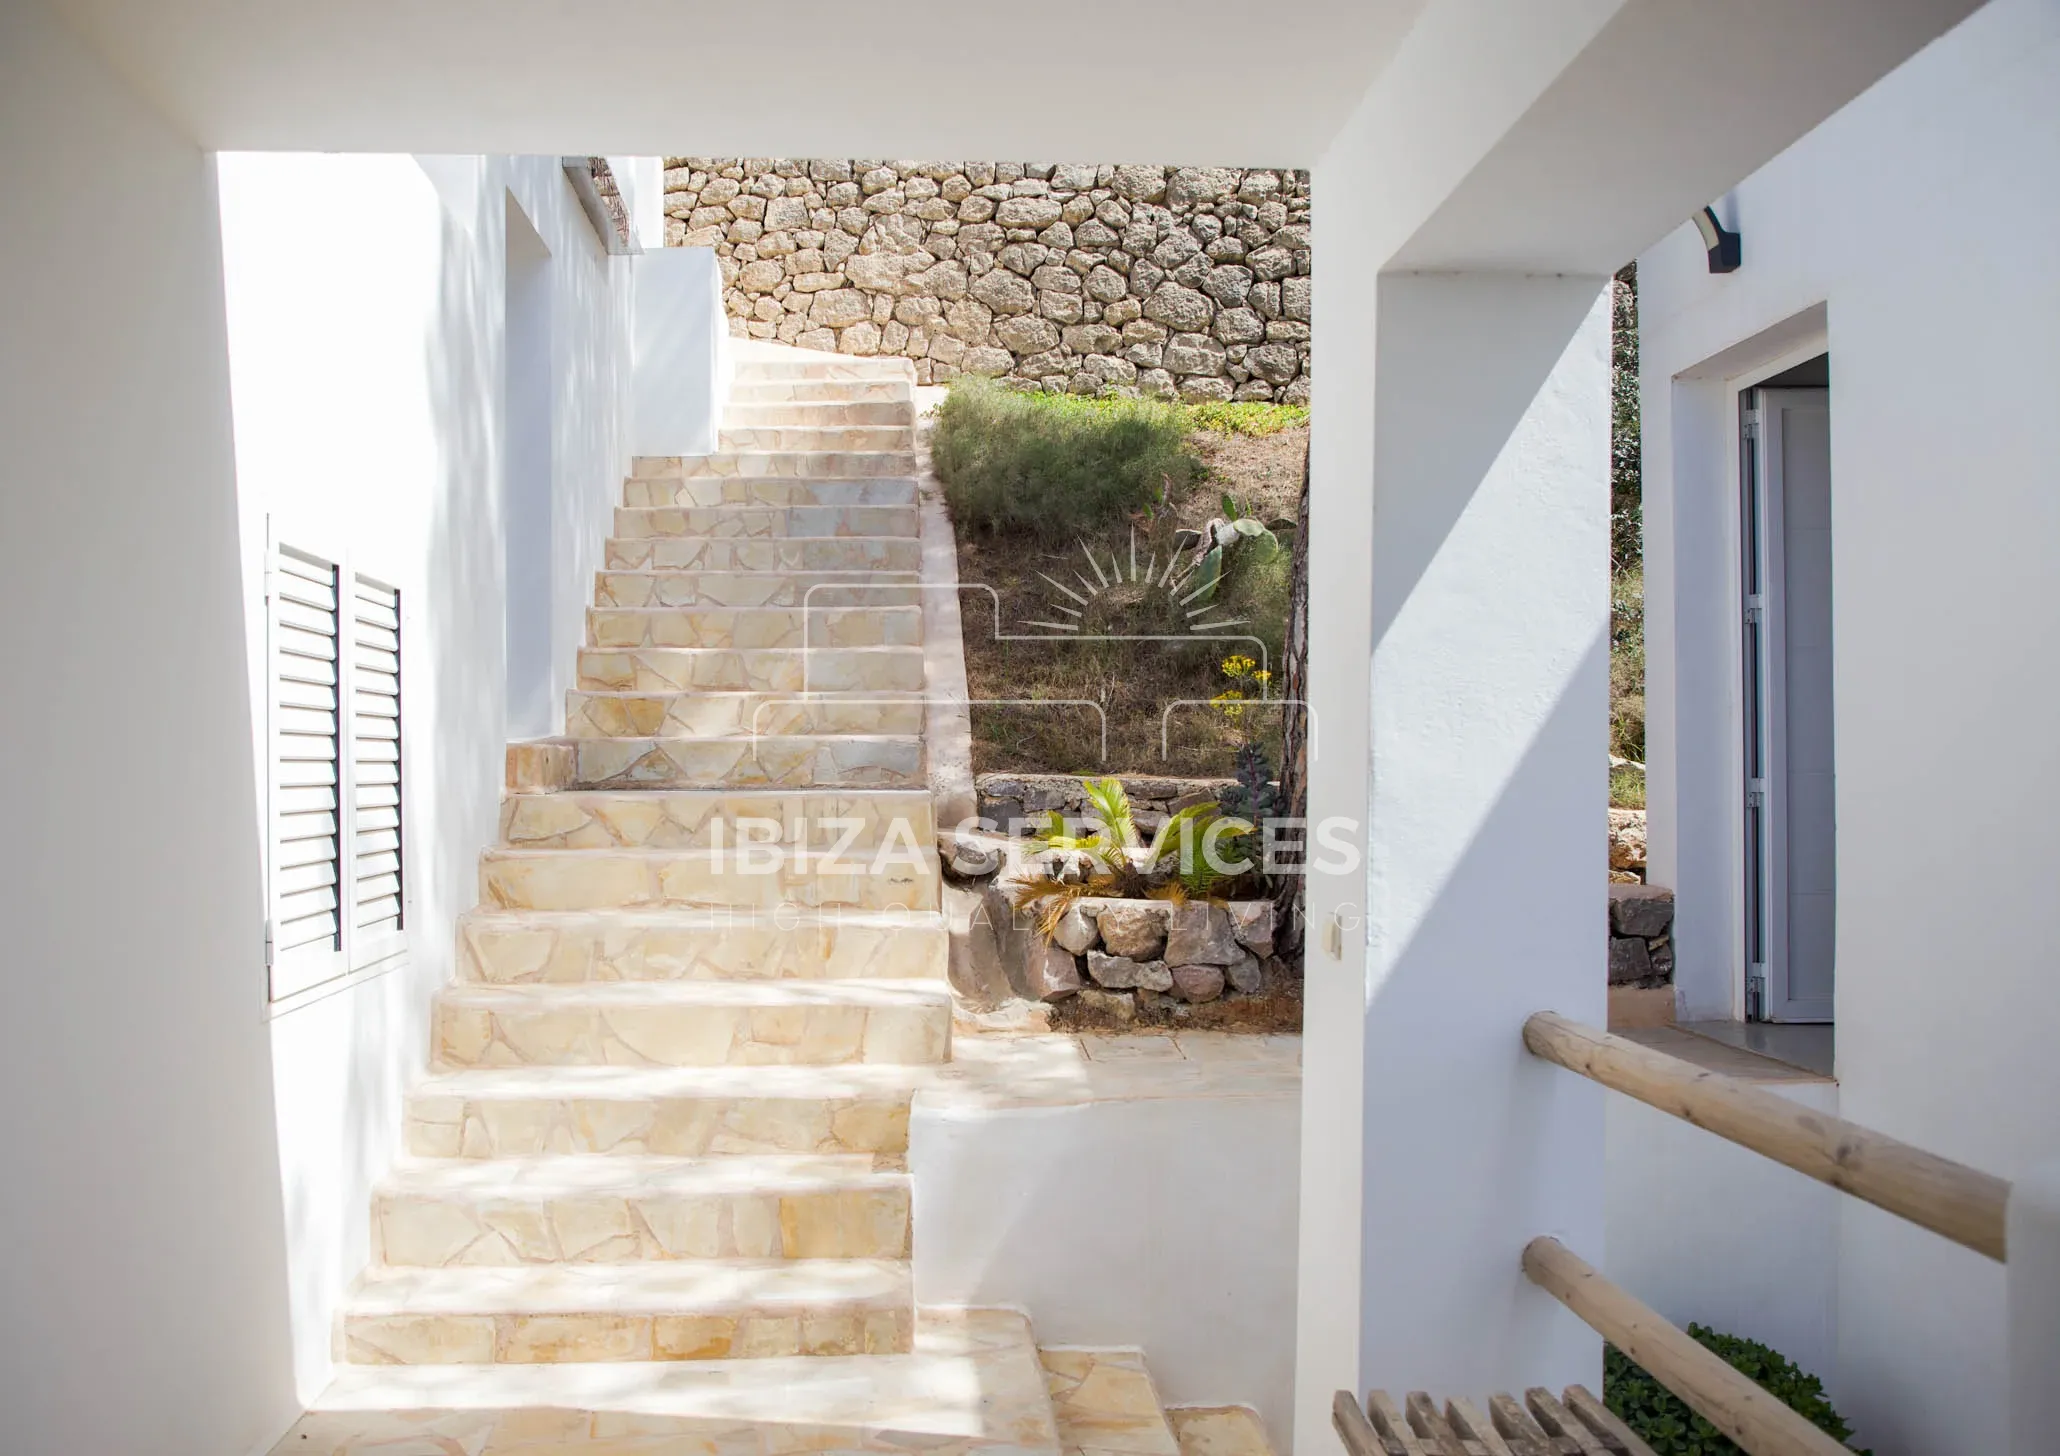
[269,544,344,1000]
[350,575,404,944]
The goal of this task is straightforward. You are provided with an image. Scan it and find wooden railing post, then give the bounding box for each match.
[1522,1237,1854,1456]
[1523,1011,2010,1261]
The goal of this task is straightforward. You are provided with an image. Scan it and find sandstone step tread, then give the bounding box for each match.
[285,1308,1062,1453]
[612,504,921,540]
[1039,1347,1181,1456]
[498,791,938,850]
[563,691,928,739]
[478,839,939,913]
[349,1258,911,1315]
[413,1061,933,1099]
[576,644,927,694]
[605,537,925,572]
[1166,1406,1278,1456]
[437,978,952,1013]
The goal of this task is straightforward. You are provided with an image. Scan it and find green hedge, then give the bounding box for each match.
[1605,1328,1867,1455]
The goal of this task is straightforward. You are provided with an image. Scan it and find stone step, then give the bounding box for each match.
[432,980,952,1071]
[665,450,921,481]
[372,1154,910,1267]
[724,398,915,427]
[278,1308,1062,1454]
[564,688,928,739]
[1040,1348,1182,1456]
[405,1062,927,1159]
[478,842,939,912]
[456,906,948,985]
[594,568,921,610]
[555,734,924,791]
[576,645,926,693]
[731,356,914,384]
[612,504,920,541]
[339,1259,913,1364]
[717,425,916,453]
[621,476,918,508]
[605,536,924,573]
[585,604,923,651]
[501,789,937,852]
[1169,1406,1280,1456]
[727,377,913,405]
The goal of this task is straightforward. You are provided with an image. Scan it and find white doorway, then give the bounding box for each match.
[1739,360,1834,1023]
[502,192,555,739]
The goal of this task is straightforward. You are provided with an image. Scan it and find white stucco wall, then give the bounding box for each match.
[632,246,730,458]
[912,1092,1300,1451]
[1639,2,2060,1448]
[1605,1084,1843,1390]
[214,151,633,1403]
[0,9,300,1454]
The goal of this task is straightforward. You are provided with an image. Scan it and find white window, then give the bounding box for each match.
[266,538,407,1002]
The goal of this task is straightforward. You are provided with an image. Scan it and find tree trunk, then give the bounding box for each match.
[1273,447,1311,953]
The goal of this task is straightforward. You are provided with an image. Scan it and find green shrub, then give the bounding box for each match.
[931,379,1201,543]
[1183,400,1310,436]
[1609,762,1646,810]
[1605,1328,1868,1455]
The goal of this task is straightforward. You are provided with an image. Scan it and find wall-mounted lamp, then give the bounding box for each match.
[1693,206,1741,274]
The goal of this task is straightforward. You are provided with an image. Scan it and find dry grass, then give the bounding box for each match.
[956,422,1308,777]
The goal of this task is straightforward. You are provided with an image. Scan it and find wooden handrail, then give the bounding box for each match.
[1524,1011,2009,1261]
[1523,1237,1852,1456]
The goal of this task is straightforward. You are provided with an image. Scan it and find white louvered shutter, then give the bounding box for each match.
[269,544,346,999]
[349,573,405,960]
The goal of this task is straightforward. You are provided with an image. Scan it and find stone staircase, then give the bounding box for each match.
[274,346,1279,1456]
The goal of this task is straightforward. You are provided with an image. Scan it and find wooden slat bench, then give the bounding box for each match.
[1334,1385,1658,1456]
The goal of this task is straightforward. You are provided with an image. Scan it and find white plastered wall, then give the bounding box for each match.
[912,1094,1301,1451]
[0,8,301,1454]
[215,150,633,1403]
[1638,2,2060,1447]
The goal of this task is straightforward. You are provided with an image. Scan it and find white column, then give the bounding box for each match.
[2010,1160,2060,1452]
[1366,272,1612,1403]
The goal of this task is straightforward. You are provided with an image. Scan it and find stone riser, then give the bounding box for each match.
[724,400,914,426]
[620,478,917,509]
[341,1263,913,1364]
[406,1077,916,1159]
[458,909,948,985]
[663,451,920,481]
[605,537,924,573]
[560,735,926,792]
[373,1169,911,1267]
[715,427,915,452]
[479,845,940,913]
[727,378,912,405]
[593,570,920,610]
[432,989,952,1070]
[576,646,926,694]
[586,606,922,651]
[732,359,913,384]
[612,505,920,541]
[500,791,937,853]
[343,1305,914,1366]
[564,690,927,740]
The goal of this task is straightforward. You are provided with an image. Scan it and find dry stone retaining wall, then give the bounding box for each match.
[662,159,1311,400]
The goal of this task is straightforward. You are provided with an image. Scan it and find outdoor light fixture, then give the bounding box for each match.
[1694,205,1742,273]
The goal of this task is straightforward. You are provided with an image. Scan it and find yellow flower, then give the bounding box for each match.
[1253,669,1272,685]
[1221,654,1257,679]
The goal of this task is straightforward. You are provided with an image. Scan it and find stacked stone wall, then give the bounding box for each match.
[662,158,1311,400]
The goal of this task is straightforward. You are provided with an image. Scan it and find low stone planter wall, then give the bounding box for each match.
[1607,882,1675,1029]
[976,773,1235,833]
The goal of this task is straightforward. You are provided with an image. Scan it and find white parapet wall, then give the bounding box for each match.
[632,246,730,457]
[911,1035,1301,1452]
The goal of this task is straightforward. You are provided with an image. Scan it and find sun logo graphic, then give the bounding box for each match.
[1022,525,1264,640]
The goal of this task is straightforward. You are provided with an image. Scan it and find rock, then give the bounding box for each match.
[970,267,1036,315]
[1076,988,1137,1023]
[1202,264,1255,310]
[1030,263,1082,294]
[1282,276,1312,322]
[944,882,1013,1008]
[1096,900,1169,959]
[940,833,1002,880]
[1650,939,1676,980]
[1052,902,1100,954]
[1225,949,1264,995]
[996,196,1063,228]
[963,345,1014,376]
[1228,901,1275,957]
[1248,343,1301,384]
[1165,903,1241,966]
[1170,963,1226,1003]
[1167,167,1241,208]
[994,314,1061,353]
[1109,164,1168,202]
[1179,376,1234,402]
[1028,942,1084,1001]
[737,259,785,293]
[1164,333,1227,376]
[808,289,870,329]
[1087,952,1173,992]
[764,196,810,231]
[1142,283,1214,332]
[844,253,908,292]
[1609,808,1648,873]
[1608,883,1675,939]
[1213,307,1266,345]
[1608,936,1654,985]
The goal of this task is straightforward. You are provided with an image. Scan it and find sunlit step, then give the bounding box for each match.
[585,604,922,650]
[594,569,920,611]
[621,475,918,508]
[564,690,927,739]
[723,399,915,427]
[717,425,916,452]
[604,536,923,573]
[575,644,926,694]
[556,733,926,791]
[612,504,920,541]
